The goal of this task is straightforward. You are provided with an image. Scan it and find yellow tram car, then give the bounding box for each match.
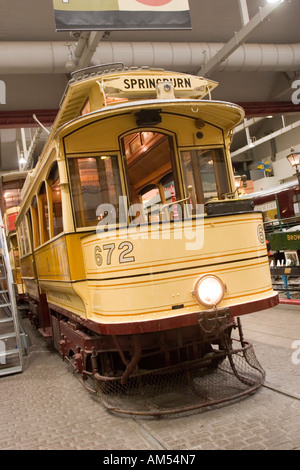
[15,66,278,414]
[0,171,28,298]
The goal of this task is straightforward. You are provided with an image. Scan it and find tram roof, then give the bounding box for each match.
[18,68,244,207]
[51,66,244,134]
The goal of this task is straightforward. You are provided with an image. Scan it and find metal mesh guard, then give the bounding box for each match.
[93,340,265,417]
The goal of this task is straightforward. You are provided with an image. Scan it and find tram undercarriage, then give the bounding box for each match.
[50,309,265,416]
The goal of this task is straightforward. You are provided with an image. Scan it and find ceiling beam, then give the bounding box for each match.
[76,31,104,69]
[197,1,285,76]
[238,0,250,26]
[231,118,300,158]
[234,117,265,134]
[237,101,300,117]
[0,110,56,128]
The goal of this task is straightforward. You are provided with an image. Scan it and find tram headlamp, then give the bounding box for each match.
[193,275,225,307]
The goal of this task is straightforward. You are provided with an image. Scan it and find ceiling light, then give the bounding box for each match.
[249,137,256,148]
[65,43,77,73]
[65,59,76,72]
[266,0,283,3]
[19,153,26,165]
[286,148,300,167]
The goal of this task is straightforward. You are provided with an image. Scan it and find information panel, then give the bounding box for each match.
[53,0,191,31]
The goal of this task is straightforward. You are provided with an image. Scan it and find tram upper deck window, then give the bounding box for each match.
[68,155,122,228]
[181,148,229,205]
[122,131,179,222]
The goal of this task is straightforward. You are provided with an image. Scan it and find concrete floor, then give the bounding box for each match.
[0,303,299,451]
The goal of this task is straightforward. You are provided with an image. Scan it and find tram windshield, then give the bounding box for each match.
[68,155,123,227]
[181,148,229,204]
[122,131,179,223]
[67,132,230,228]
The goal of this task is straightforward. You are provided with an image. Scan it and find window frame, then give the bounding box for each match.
[66,152,126,230]
[17,212,32,257]
[179,145,231,205]
[47,161,63,238]
[37,181,50,245]
[30,195,40,249]
[120,129,182,223]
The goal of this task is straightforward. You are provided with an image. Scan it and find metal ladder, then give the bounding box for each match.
[0,210,25,376]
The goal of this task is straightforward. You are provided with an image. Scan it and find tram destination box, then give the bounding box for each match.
[205,198,254,216]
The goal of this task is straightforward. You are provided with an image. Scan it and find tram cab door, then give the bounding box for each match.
[121,131,181,223]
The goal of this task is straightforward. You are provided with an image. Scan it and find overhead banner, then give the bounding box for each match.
[53,0,191,31]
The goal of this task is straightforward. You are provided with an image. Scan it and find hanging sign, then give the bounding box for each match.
[53,0,191,31]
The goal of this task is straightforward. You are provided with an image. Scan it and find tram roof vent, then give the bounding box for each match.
[71,62,125,81]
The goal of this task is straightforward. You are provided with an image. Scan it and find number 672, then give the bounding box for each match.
[94,241,135,266]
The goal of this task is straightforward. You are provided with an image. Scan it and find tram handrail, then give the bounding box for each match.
[264,215,300,233]
[160,185,194,212]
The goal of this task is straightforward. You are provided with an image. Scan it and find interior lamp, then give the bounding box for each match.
[286,148,300,186]
[19,152,26,165]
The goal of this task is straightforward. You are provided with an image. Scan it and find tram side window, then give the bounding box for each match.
[48,163,63,236]
[38,182,50,243]
[25,210,33,253]
[181,148,229,204]
[22,215,30,254]
[17,220,25,257]
[68,155,123,228]
[293,193,300,216]
[31,196,40,248]
[17,215,30,256]
[11,234,20,267]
